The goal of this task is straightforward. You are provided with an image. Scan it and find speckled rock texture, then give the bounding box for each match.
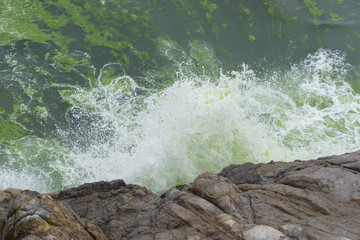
[1,151,360,239]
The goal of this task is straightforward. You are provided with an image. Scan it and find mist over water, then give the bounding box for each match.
[1,0,360,193]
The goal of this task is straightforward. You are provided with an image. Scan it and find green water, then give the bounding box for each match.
[1,0,360,193]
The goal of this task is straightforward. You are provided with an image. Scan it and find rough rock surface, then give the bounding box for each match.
[1,151,360,239]
[0,190,107,240]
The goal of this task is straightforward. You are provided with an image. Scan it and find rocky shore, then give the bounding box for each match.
[1,151,360,239]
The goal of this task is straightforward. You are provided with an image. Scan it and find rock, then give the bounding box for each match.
[0,188,22,202]
[0,187,24,236]
[1,151,360,239]
[278,153,360,201]
[219,151,360,239]
[1,191,107,240]
[242,225,290,240]
[54,180,159,239]
[219,161,299,185]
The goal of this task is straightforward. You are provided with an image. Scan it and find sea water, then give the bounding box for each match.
[1,0,360,194]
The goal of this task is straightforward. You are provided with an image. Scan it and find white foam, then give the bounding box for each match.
[2,48,360,194]
[56,49,360,193]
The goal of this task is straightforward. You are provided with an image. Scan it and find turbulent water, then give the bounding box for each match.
[1,0,360,194]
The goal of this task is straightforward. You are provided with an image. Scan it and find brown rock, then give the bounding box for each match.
[2,151,360,239]
[0,188,22,202]
[219,161,300,185]
[237,184,261,191]
[54,180,159,239]
[1,191,107,240]
[219,151,360,239]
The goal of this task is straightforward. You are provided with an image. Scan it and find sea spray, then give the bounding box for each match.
[57,49,360,193]
[1,48,360,194]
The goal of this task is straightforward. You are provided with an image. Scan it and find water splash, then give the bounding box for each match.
[1,48,360,194]
[57,48,360,193]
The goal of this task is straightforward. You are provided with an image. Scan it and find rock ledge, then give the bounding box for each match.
[1,151,360,239]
